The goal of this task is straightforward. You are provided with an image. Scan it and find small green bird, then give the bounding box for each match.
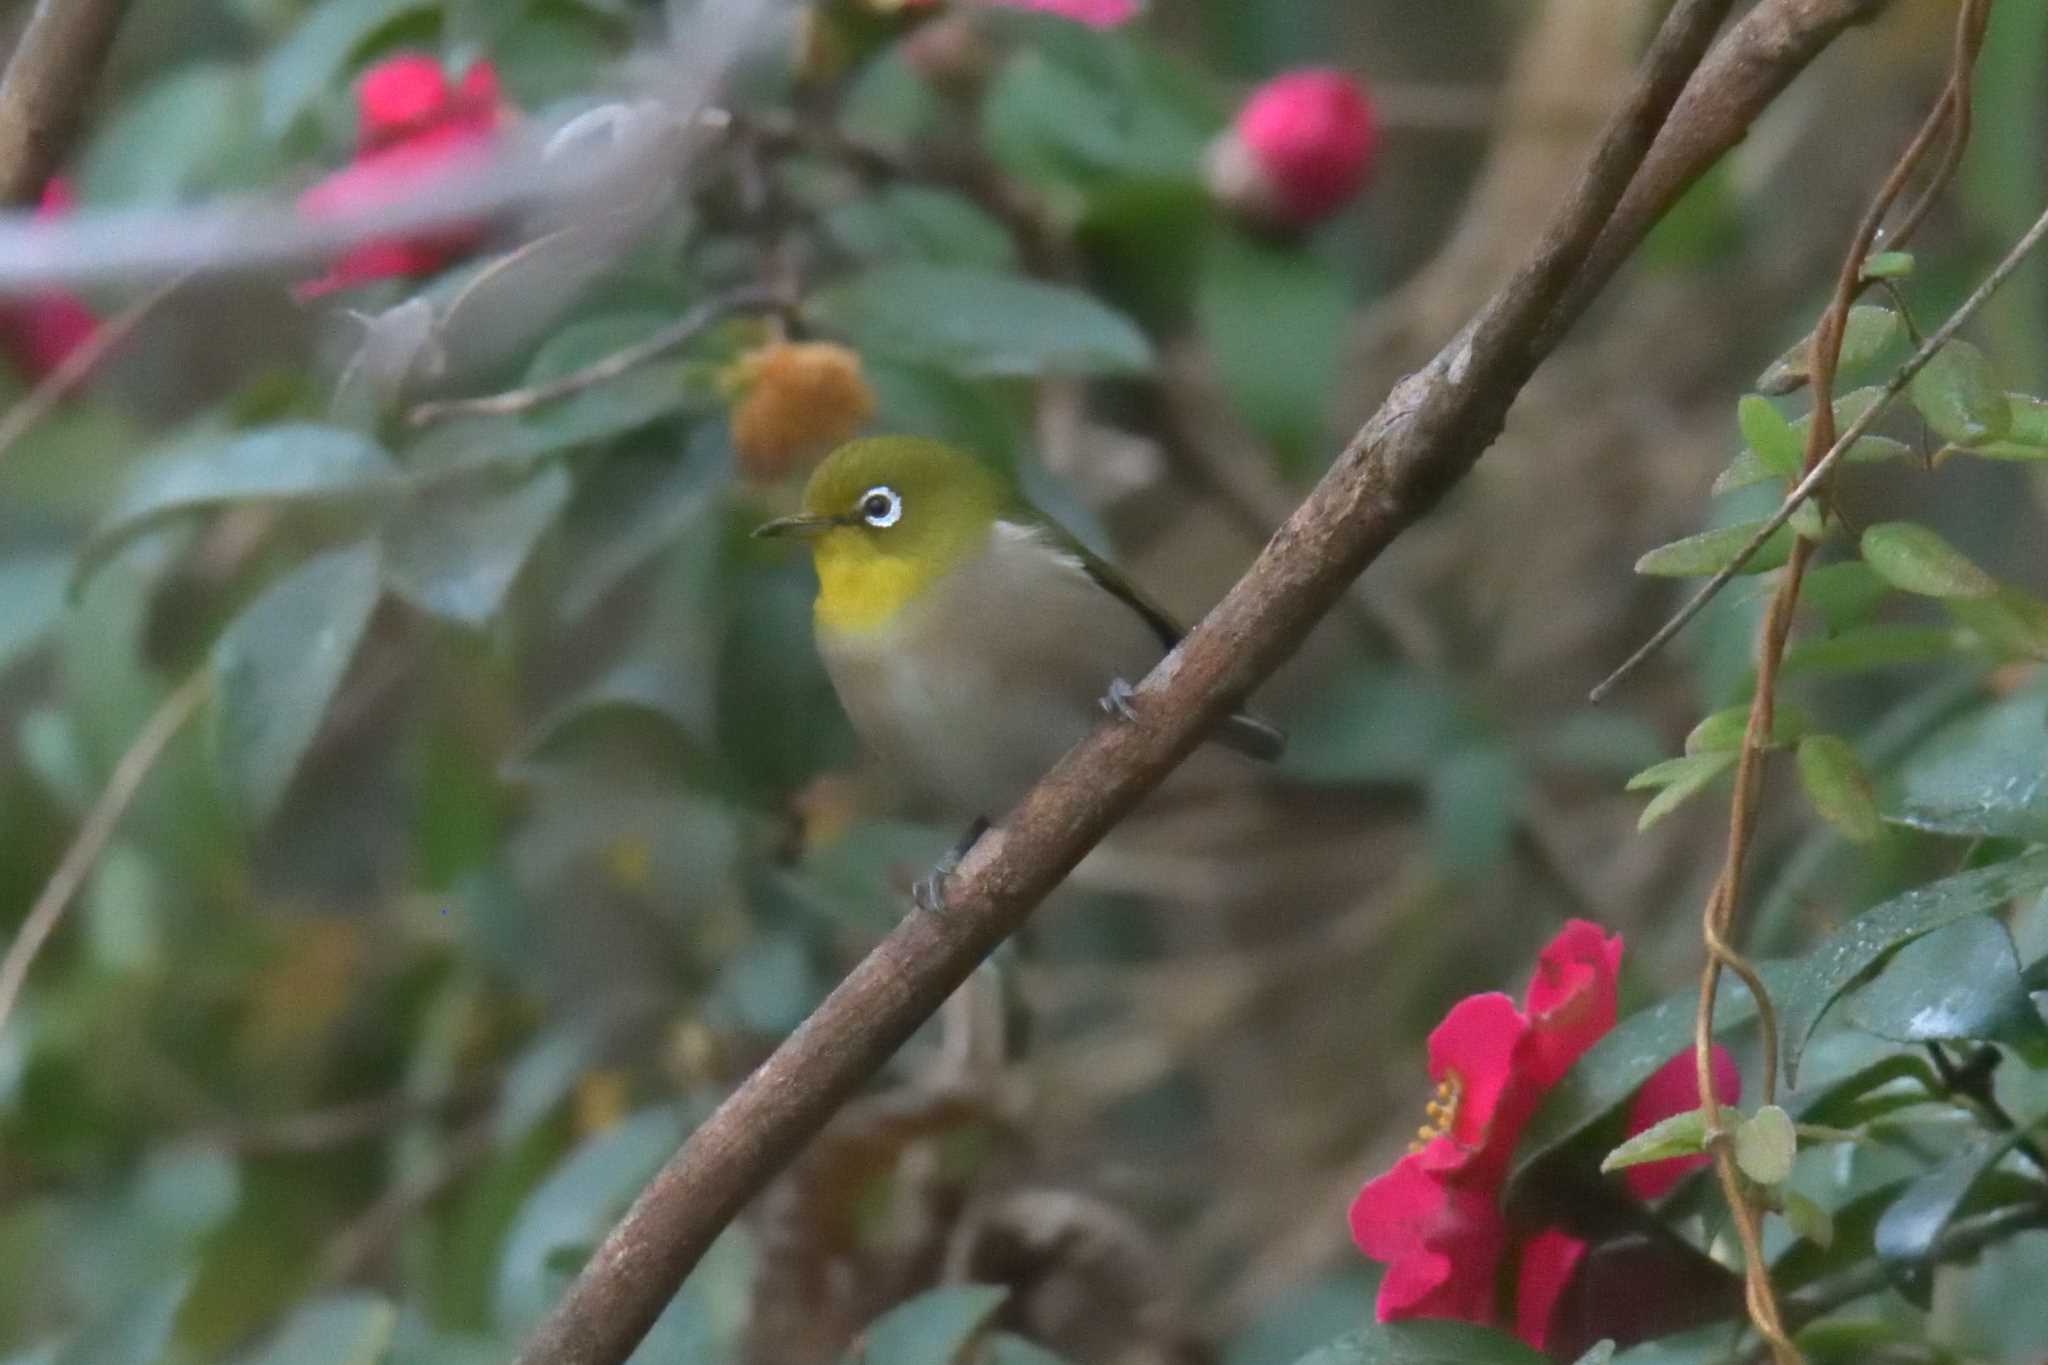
[754,435,1284,909]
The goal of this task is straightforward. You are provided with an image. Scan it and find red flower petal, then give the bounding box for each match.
[1512,1226,1589,1351]
[1350,1146,1504,1326]
[1522,921,1623,1091]
[1622,1045,1742,1201]
[986,0,1139,28]
[0,177,99,377]
[1425,992,1528,1163]
[357,53,454,147]
[1231,69,1376,222]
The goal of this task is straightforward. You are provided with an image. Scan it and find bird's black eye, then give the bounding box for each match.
[858,485,903,528]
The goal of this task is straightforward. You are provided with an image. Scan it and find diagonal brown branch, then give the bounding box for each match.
[511,3,1898,1361]
[0,0,133,206]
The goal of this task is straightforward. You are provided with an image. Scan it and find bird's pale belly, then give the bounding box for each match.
[816,528,1165,819]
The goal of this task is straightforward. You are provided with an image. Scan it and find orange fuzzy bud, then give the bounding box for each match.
[726,341,877,482]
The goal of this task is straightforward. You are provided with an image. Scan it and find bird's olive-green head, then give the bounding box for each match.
[753,436,1007,635]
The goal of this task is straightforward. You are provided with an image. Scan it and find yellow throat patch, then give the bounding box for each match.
[811,528,943,635]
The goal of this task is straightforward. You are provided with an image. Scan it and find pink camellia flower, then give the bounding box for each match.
[1348,921,1741,1353]
[296,53,511,299]
[1205,68,1376,230]
[0,179,100,378]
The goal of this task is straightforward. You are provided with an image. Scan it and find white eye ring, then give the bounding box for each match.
[857,485,903,528]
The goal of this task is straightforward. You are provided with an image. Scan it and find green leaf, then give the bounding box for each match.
[1947,586,2048,660]
[1887,687,2048,840]
[1599,1107,1712,1173]
[238,1293,397,1365]
[808,264,1153,378]
[1844,913,2048,1048]
[1287,1320,1551,1365]
[80,64,272,206]
[55,1275,192,1365]
[2004,392,2048,446]
[1909,339,2011,445]
[1860,250,1914,281]
[1627,751,1734,830]
[0,552,68,675]
[1509,963,1794,1203]
[210,543,382,827]
[1634,520,1794,577]
[982,1335,1079,1365]
[1836,305,1905,375]
[91,424,399,572]
[1711,448,1778,494]
[823,185,1018,271]
[1685,704,1807,754]
[1732,1105,1796,1186]
[495,1106,691,1333]
[1874,1131,2027,1306]
[1859,522,1999,600]
[260,0,433,137]
[381,466,571,626]
[1777,846,2048,1081]
[1737,395,1803,475]
[1780,1190,1834,1248]
[841,1286,1010,1365]
[1780,625,1954,676]
[1198,228,1348,461]
[1796,735,1883,843]
[1426,745,1524,875]
[1801,560,1892,634]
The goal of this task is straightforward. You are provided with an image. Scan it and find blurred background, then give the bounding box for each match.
[0,0,2044,1361]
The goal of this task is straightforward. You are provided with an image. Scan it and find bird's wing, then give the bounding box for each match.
[1037,517,1287,763]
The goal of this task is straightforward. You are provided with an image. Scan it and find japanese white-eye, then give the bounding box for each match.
[754,436,1284,907]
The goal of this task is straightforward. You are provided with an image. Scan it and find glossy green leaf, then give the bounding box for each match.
[1778,846,2048,1081]
[1599,1107,1712,1173]
[1886,687,2048,840]
[808,264,1153,378]
[1947,587,2048,660]
[1844,913,2048,1047]
[1801,560,1892,634]
[494,1106,691,1333]
[1995,391,2048,447]
[1634,520,1794,577]
[81,64,271,206]
[1874,1132,2027,1306]
[89,424,397,576]
[1860,522,1998,600]
[0,552,68,676]
[1685,704,1807,754]
[55,1275,192,1365]
[841,1286,1009,1365]
[1198,228,1347,461]
[1860,250,1914,281]
[1796,735,1883,843]
[824,185,1017,271]
[1288,1320,1550,1365]
[261,0,433,137]
[1732,1105,1795,1186]
[1737,395,1803,475]
[1711,448,1778,494]
[1755,307,1903,394]
[381,466,571,625]
[211,543,382,826]
[1780,625,1954,676]
[1780,1190,1834,1249]
[1909,339,2010,446]
[1509,964,1793,1202]
[239,1293,397,1365]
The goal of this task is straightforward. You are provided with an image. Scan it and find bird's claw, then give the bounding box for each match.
[1099,676,1139,724]
[912,816,991,914]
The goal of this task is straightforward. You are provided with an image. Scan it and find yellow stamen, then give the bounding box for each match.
[1408,1074,1464,1153]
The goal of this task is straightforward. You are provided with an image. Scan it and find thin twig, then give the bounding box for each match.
[406,285,787,426]
[0,670,213,1042]
[0,270,191,465]
[1590,195,2048,703]
[0,0,133,205]
[509,0,1770,1358]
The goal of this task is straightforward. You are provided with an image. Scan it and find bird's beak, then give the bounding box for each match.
[751,513,837,540]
